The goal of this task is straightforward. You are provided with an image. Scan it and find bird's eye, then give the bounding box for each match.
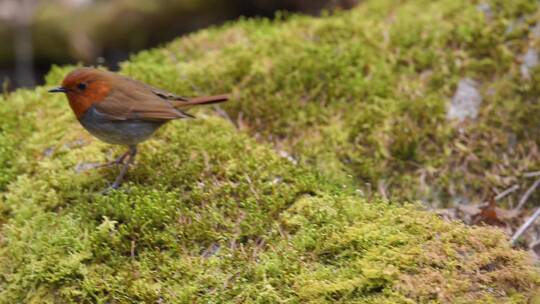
[77,83,87,90]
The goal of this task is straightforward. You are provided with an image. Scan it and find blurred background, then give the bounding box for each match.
[0,0,358,91]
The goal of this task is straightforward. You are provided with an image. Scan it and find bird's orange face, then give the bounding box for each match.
[51,68,113,119]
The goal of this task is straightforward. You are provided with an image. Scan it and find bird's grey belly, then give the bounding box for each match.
[79,106,165,146]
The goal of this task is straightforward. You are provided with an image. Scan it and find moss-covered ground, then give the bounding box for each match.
[120,0,540,206]
[1,0,540,302]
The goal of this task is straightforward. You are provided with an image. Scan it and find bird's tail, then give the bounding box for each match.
[173,94,229,108]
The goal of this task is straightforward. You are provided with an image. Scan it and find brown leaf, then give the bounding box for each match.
[459,199,520,227]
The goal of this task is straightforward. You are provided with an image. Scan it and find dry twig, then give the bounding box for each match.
[495,184,519,201]
[515,178,540,211]
[511,207,540,245]
[524,171,540,178]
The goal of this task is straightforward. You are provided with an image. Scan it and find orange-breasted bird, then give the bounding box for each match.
[49,67,229,189]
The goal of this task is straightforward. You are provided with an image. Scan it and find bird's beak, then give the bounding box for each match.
[48,86,67,93]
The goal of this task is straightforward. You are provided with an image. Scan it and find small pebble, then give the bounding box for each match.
[447,78,482,122]
[521,48,538,79]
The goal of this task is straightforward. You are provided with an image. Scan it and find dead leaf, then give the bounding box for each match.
[457,199,520,227]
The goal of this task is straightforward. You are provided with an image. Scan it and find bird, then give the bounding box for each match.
[49,67,229,189]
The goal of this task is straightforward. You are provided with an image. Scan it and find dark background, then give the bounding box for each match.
[0,0,358,90]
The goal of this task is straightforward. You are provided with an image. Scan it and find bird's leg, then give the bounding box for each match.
[110,145,138,189]
[109,151,131,166]
[90,150,131,170]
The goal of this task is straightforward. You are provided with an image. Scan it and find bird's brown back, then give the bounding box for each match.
[62,68,228,121]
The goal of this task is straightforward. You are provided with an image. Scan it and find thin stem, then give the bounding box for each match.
[511,207,540,245]
[495,184,519,201]
[515,178,540,211]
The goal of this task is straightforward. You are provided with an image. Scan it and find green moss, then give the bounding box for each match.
[0,112,538,302]
[117,0,540,205]
[1,0,540,303]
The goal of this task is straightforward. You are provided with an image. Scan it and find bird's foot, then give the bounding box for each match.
[101,146,138,194]
[100,183,120,195]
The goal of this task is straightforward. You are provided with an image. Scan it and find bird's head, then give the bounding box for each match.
[49,68,113,119]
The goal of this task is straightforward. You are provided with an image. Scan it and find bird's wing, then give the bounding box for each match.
[151,87,189,101]
[122,74,190,102]
[94,77,193,121]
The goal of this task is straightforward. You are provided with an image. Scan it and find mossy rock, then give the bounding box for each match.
[113,0,540,206]
[1,0,540,303]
